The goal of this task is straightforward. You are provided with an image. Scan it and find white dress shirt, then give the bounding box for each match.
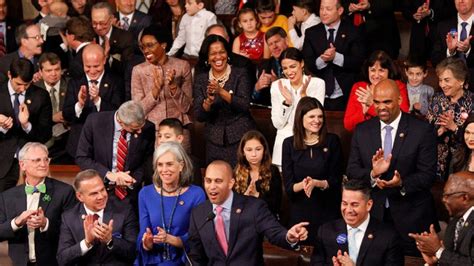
[74,71,105,118]
[289,14,321,50]
[0,81,32,134]
[346,214,370,260]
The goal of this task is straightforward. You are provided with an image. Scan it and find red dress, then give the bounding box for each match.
[238,31,265,61]
[344,80,410,131]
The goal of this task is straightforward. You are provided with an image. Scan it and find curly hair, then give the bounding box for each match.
[234,130,272,194]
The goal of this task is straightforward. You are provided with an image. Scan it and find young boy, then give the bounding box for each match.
[167,0,217,58]
[404,55,434,115]
[256,0,289,35]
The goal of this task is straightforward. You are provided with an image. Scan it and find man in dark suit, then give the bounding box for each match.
[0,142,76,266]
[64,16,95,80]
[57,169,138,265]
[91,2,134,77]
[76,100,155,205]
[303,0,364,111]
[188,160,309,265]
[115,0,151,52]
[347,79,439,256]
[63,43,124,158]
[0,23,43,83]
[0,58,52,192]
[0,0,19,55]
[35,52,70,161]
[311,179,403,265]
[409,171,474,265]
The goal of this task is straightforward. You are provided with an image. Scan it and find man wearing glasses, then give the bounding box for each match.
[0,23,44,84]
[410,171,474,265]
[76,100,155,210]
[0,58,52,192]
[0,142,76,265]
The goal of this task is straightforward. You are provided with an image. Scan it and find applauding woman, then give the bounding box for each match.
[271,47,325,169]
[234,130,282,218]
[282,97,342,244]
[136,142,205,265]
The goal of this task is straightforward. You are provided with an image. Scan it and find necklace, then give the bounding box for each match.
[304,135,319,146]
[161,185,180,194]
[209,64,231,89]
[160,186,182,260]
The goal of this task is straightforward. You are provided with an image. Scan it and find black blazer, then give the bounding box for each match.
[0,52,40,84]
[188,194,293,266]
[302,19,365,99]
[4,18,18,54]
[347,113,439,253]
[57,201,138,265]
[115,11,152,45]
[66,45,86,80]
[439,211,474,265]
[0,84,52,179]
[0,178,76,266]
[96,27,134,77]
[310,218,404,266]
[62,70,124,157]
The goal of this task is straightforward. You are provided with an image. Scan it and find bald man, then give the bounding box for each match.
[63,43,124,158]
[188,160,308,265]
[410,171,474,265]
[347,79,439,256]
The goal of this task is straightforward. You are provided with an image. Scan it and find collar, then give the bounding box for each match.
[25,178,46,187]
[346,214,370,232]
[462,206,474,222]
[194,8,206,18]
[324,20,341,32]
[104,27,113,40]
[86,71,105,85]
[114,111,124,132]
[44,80,60,92]
[120,12,134,21]
[302,13,317,27]
[379,111,402,131]
[83,204,105,218]
[213,191,234,212]
[457,13,474,24]
[76,42,90,53]
[8,81,23,96]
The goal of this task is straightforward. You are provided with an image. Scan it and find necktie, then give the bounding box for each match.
[122,17,130,31]
[25,183,46,195]
[50,86,58,113]
[383,125,393,160]
[115,130,128,200]
[92,213,100,222]
[460,22,468,41]
[0,26,6,57]
[215,206,228,255]
[328,28,335,45]
[348,227,360,263]
[13,93,20,126]
[325,28,336,97]
[353,0,364,26]
[453,217,464,250]
[89,80,98,86]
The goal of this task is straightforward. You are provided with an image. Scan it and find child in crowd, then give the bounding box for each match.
[167,0,217,58]
[232,7,270,61]
[256,0,289,35]
[288,0,320,50]
[404,54,434,115]
[39,1,69,39]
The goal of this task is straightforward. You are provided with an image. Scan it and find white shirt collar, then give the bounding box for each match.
[462,206,474,222]
[83,204,105,218]
[324,20,341,32]
[25,178,46,187]
[120,12,134,22]
[347,214,370,233]
[457,13,474,24]
[76,42,90,53]
[379,111,402,131]
[213,191,234,211]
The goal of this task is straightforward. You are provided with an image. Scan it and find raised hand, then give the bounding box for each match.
[278,80,293,106]
[446,32,458,54]
[14,210,37,227]
[142,227,154,250]
[154,226,167,244]
[78,85,87,107]
[18,103,30,127]
[300,76,311,98]
[88,83,100,103]
[436,111,457,131]
[83,214,97,247]
[152,66,164,99]
[286,222,309,243]
[93,219,114,243]
[355,85,373,109]
[456,35,472,53]
[377,170,402,188]
[255,70,273,91]
[371,148,391,177]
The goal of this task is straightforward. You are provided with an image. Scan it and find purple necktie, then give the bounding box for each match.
[383,125,393,160]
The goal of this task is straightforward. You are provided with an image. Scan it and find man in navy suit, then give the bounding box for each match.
[76,100,155,206]
[57,169,138,265]
[115,0,151,51]
[63,43,124,158]
[311,179,403,265]
[347,79,439,256]
[409,171,474,265]
[0,58,52,192]
[0,142,76,266]
[302,0,364,111]
[188,160,309,265]
[64,16,95,80]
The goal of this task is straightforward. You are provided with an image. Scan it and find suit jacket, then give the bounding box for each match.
[96,26,134,77]
[57,201,138,266]
[66,45,86,80]
[438,211,474,265]
[347,113,439,252]
[188,194,292,266]
[0,83,52,179]
[3,18,19,54]
[302,19,365,99]
[0,177,76,266]
[34,77,69,112]
[62,70,124,158]
[115,11,151,48]
[75,111,155,199]
[310,218,404,266]
[0,52,40,84]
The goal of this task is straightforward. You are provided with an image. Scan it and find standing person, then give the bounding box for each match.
[136,142,205,265]
[57,169,138,265]
[115,0,152,45]
[271,47,325,169]
[193,35,255,167]
[0,142,76,266]
[287,0,320,50]
[187,160,309,265]
[0,58,52,192]
[132,25,193,151]
[403,54,434,116]
[282,97,343,244]
[234,130,282,218]
[232,7,270,61]
[347,79,439,256]
[0,0,19,56]
[63,16,95,80]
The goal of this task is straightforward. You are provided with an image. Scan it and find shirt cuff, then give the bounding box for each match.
[80,239,93,255]
[447,48,456,57]
[10,218,22,231]
[22,122,32,133]
[285,235,298,248]
[60,43,68,52]
[435,247,444,259]
[39,218,49,232]
[333,52,344,66]
[95,97,101,111]
[74,102,83,118]
[369,170,378,187]
[316,57,327,70]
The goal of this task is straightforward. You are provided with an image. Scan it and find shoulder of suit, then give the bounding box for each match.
[46,177,75,194]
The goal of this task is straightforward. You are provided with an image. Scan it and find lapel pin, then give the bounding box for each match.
[113,40,117,43]
[26,99,31,104]
[465,221,469,227]
[399,133,405,138]
[104,83,109,88]
[323,148,328,152]
[7,26,11,30]
[61,92,65,96]
[368,234,374,239]
[341,34,346,38]
[133,19,137,23]
[81,214,86,220]
[179,200,184,206]
[134,133,138,138]
[336,233,347,244]
[236,208,241,214]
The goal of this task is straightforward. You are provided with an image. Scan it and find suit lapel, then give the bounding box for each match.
[356,218,376,266]
[105,112,115,169]
[127,130,139,171]
[227,195,244,257]
[201,202,224,256]
[38,177,53,213]
[0,84,14,116]
[390,113,408,169]
[334,220,349,253]
[59,78,67,109]
[455,211,474,249]
[444,218,457,250]
[368,118,382,153]
[334,21,348,50]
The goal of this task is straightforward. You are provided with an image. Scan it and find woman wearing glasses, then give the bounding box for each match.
[131,25,193,150]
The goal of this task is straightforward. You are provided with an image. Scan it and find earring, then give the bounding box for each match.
[205,60,209,67]
[227,56,231,64]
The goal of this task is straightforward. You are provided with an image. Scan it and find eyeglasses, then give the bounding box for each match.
[442,191,468,199]
[25,35,43,41]
[92,17,112,28]
[23,157,51,164]
[139,41,159,51]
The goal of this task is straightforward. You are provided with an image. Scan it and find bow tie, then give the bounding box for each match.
[25,183,46,195]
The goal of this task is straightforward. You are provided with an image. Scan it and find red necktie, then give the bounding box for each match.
[0,27,6,57]
[424,0,430,36]
[215,206,228,255]
[353,0,364,27]
[115,130,128,200]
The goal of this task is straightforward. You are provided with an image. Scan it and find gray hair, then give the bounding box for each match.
[18,142,48,161]
[205,23,229,40]
[15,23,38,46]
[153,142,193,187]
[92,2,114,15]
[74,169,101,191]
[117,100,146,125]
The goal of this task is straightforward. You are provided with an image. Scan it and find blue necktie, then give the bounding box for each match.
[460,22,468,41]
[348,227,360,263]
[383,125,393,160]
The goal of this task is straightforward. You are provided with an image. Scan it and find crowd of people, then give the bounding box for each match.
[0,0,473,265]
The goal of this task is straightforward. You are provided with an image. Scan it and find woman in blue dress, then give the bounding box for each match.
[136,142,205,265]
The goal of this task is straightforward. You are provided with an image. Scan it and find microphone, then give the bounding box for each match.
[185,211,215,266]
